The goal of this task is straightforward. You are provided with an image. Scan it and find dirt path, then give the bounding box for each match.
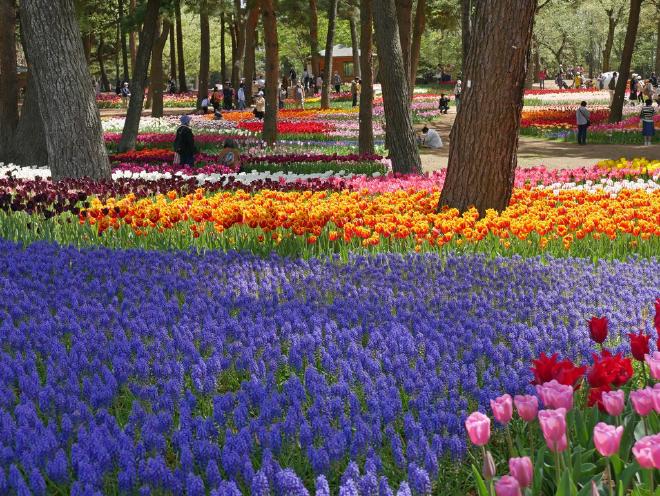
[417,111,660,172]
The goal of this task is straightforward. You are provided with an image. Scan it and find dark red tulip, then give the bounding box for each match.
[588,316,608,344]
[628,331,651,361]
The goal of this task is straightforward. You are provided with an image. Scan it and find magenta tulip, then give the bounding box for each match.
[632,434,660,469]
[495,475,522,496]
[536,380,573,410]
[538,408,567,452]
[491,394,513,425]
[508,457,533,488]
[593,422,624,457]
[653,385,660,413]
[514,395,538,421]
[646,352,660,380]
[630,388,655,416]
[465,412,491,446]
[601,389,625,417]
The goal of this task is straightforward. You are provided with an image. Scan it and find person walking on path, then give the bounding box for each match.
[173,115,196,166]
[316,74,323,95]
[237,83,246,110]
[223,82,234,110]
[640,99,656,146]
[608,72,617,104]
[576,101,590,145]
[538,69,546,89]
[279,84,287,110]
[333,72,341,94]
[120,82,131,108]
[253,91,266,119]
[629,75,638,106]
[351,77,361,107]
[294,82,305,109]
[453,80,462,111]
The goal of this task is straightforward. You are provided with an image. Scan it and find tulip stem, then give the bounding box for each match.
[554,443,561,490]
[481,446,494,496]
[506,426,516,457]
[606,459,614,496]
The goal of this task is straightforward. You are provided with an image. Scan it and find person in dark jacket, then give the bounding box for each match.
[223,82,233,110]
[174,115,196,166]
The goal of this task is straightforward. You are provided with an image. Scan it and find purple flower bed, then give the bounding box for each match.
[0,242,657,494]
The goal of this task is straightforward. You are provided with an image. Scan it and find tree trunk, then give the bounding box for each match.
[359,0,374,155]
[150,18,170,118]
[129,0,137,72]
[655,15,660,75]
[309,0,320,76]
[119,0,130,80]
[321,0,338,109]
[10,72,47,166]
[602,12,616,73]
[98,33,111,92]
[395,0,412,79]
[20,0,110,180]
[409,0,426,96]
[118,0,161,152]
[350,14,361,78]
[221,12,227,83]
[610,0,642,123]
[82,33,93,65]
[169,22,176,82]
[461,0,472,69]
[175,0,187,92]
[0,0,19,163]
[230,16,238,86]
[197,1,210,109]
[373,0,421,174]
[439,0,536,213]
[232,0,246,91]
[261,0,279,145]
[243,4,261,105]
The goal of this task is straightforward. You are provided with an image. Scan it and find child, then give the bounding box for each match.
[201,97,209,114]
[438,94,450,114]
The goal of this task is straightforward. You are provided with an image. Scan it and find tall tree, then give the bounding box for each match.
[261,0,279,145]
[439,0,537,213]
[197,0,210,108]
[409,0,426,95]
[97,33,111,91]
[349,12,361,78]
[175,0,187,91]
[231,0,247,90]
[20,0,110,180]
[358,0,374,154]
[373,0,421,173]
[150,17,171,117]
[309,0,320,76]
[461,0,473,67]
[169,22,176,82]
[9,73,47,166]
[395,0,413,78]
[119,0,130,80]
[243,3,261,105]
[0,0,19,163]
[602,2,626,72]
[221,12,228,83]
[609,0,642,123]
[321,0,339,109]
[129,0,137,71]
[119,0,162,152]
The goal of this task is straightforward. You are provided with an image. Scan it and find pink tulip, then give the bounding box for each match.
[653,384,660,413]
[465,412,491,446]
[632,434,660,469]
[495,475,522,496]
[491,394,513,425]
[593,422,624,457]
[630,388,655,416]
[514,394,538,421]
[508,457,533,488]
[536,380,573,410]
[646,352,660,380]
[601,389,625,417]
[482,450,496,480]
[538,408,567,452]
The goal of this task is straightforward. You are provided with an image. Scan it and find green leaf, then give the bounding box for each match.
[618,460,641,493]
[533,446,546,496]
[576,477,602,496]
[471,464,489,496]
[610,454,623,479]
[556,470,578,496]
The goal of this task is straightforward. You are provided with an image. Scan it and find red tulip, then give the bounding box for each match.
[628,331,651,361]
[587,350,633,388]
[587,385,611,412]
[588,316,608,344]
[531,353,585,387]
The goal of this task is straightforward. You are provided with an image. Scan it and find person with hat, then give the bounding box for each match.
[173,115,196,166]
[351,77,361,107]
[254,91,266,119]
[223,82,233,110]
[120,82,131,108]
[216,139,241,169]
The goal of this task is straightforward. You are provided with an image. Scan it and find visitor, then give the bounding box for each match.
[223,82,233,110]
[575,101,590,145]
[316,74,323,95]
[294,82,305,109]
[351,77,360,107]
[213,107,223,120]
[555,73,567,90]
[438,94,450,114]
[453,79,462,111]
[200,96,209,114]
[538,68,546,89]
[573,72,582,89]
[303,68,309,89]
[174,115,196,166]
[629,74,638,106]
[608,72,617,104]
[216,139,241,169]
[254,91,266,119]
[167,78,177,94]
[289,67,297,85]
[115,79,121,95]
[237,82,246,110]
[257,75,265,91]
[637,77,645,104]
[120,82,131,108]
[640,99,655,146]
[418,126,443,149]
[210,85,222,112]
[650,72,658,88]
[279,84,287,109]
[333,71,341,94]
[643,78,654,101]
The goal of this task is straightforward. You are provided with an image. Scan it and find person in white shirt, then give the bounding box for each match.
[453,80,462,111]
[419,126,443,149]
[575,101,590,145]
[237,83,246,110]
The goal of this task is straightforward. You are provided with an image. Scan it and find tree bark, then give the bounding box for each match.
[359,0,374,155]
[321,0,338,109]
[129,0,137,72]
[197,1,210,108]
[0,0,19,163]
[602,10,617,73]
[82,33,93,65]
[461,0,472,70]
[610,0,642,123]
[10,72,47,166]
[98,33,111,92]
[243,4,261,105]
[439,0,536,213]
[169,22,176,82]
[309,0,320,76]
[395,0,413,79]
[20,0,110,180]
[261,0,279,145]
[409,0,426,96]
[175,0,187,92]
[118,0,161,152]
[150,18,170,118]
[230,15,238,86]
[350,14,361,78]
[655,15,660,75]
[221,12,227,83]
[119,0,130,80]
[373,0,421,174]
[232,0,247,90]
